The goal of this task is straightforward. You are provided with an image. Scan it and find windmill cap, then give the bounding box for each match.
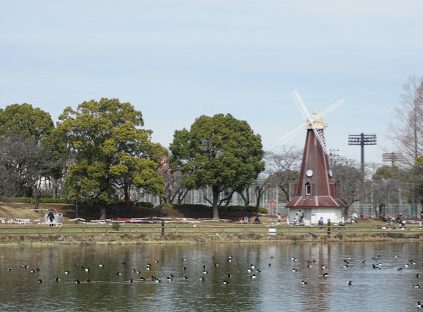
[307,113,325,130]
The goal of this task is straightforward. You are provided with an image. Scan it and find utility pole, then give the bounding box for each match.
[348,133,377,181]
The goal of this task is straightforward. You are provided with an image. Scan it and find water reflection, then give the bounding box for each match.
[0,242,423,311]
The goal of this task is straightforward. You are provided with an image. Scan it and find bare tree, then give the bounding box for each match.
[157,158,189,205]
[265,146,302,202]
[332,158,361,217]
[392,75,423,165]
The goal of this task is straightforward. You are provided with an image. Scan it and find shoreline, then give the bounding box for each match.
[1,231,423,245]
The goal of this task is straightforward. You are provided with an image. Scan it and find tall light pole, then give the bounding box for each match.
[348,133,377,181]
[383,152,403,166]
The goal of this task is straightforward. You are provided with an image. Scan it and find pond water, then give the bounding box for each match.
[0,242,423,311]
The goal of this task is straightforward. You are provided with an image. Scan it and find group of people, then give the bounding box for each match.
[239,215,261,224]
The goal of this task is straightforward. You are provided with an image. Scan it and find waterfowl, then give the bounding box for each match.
[55,277,60,282]
[413,284,421,289]
[129,278,133,283]
[38,279,42,284]
[417,301,422,309]
[417,274,420,279]
[98,264,104,268]
[86,279,91,283]
[8,268,12,272]
[348,281,352,286]
[323,273,329,278]
[183,275,188,280]
[222,280,229,285]
[74,280,80,284]
[140,277,146,281]
[250,274,257,279]
[64,270,70,275]
[301,280,307,285]
[116,272,122,276]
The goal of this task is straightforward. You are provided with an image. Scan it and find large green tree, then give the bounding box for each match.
[170,114,264,219]
[54,98,165,205]
[0,104,54,201]
[0,103,54,142]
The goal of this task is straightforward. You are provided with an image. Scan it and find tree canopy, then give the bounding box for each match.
[0,104,54,200]
[54,98,165,204]
[170,113,264,219]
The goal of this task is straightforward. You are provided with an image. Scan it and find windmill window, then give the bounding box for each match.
[305,182,311,195]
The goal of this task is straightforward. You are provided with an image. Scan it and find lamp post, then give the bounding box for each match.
[75,181,81,219]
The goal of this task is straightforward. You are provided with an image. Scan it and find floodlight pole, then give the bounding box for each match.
[383,152,402,166]
[348,133,377,181]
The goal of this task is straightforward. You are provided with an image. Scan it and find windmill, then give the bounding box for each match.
[272,91,344,151]
[285,90,345,226]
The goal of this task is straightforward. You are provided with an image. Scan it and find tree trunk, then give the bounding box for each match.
[100,206,107,220]
[212,186,220,219]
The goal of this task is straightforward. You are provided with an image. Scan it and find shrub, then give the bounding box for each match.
[161,203,174,209]
[136,202,155,208]
[111,222,121,231]
[39,197,66,203]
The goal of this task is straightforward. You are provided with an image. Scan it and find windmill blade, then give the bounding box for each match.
[291,89,330,155]
[311,125,330,156]
[319,98,344,117]
[276,123,306,145]
[291,89,310,122]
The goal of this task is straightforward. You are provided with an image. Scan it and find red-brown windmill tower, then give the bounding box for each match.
[285,90,345,225]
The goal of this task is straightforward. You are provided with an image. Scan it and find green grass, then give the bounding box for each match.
[0,223,421,236]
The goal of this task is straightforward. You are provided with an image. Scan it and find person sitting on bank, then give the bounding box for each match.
[254,215,261,224]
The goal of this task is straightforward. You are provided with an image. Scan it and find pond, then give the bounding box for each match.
[0,242,422,311]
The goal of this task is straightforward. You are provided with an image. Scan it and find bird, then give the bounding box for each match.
[413,284,421,289]
[323,273,329,278]
[8,267,12,272]
[129,278,134,283]
[55,277,60,283]
[38,279,43,284]
[301,280,307,285]
[98,264,104,268]
[64,270,70,275]
[116,272,122,276]
[222,280,229,285]
[74,280,80,284]
[417,301,422,310]
[347,281,352,286]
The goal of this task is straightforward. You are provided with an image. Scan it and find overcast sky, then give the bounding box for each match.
[1,0,423,166]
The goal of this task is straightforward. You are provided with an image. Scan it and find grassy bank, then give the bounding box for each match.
[1,223,422,244]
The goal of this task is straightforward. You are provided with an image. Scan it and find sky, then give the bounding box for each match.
[1,0,423,167]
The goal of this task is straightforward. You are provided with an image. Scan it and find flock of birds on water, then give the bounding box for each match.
[3,251,423,310]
